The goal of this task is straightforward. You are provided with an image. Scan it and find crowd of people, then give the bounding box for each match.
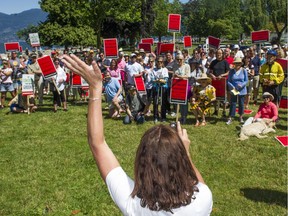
[0,42,286,215]
[0,43,286,126]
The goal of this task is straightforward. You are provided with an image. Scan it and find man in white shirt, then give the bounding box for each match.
[124,53,144,86]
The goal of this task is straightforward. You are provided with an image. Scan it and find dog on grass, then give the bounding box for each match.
[238,118,276,141]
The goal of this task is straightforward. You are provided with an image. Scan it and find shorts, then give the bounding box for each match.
[0,83,14,92]
[108,95,123,109]
[10,104,24,112]
[13,80,22,89]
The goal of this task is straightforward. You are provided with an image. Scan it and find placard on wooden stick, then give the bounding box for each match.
[37,56,57,79]
[251,30,270,43]
[159,43,174,55]
[183,36,192,49]
[134,76,146,95]
[170,78,188,105]
[29,33,41,47]
[168,14,181,33]
[208,36,221,49]
[141,38,154,45]
[103,38,118,58]
[138,43,151,53]
[22,74,35,96]
[4,42,20,52]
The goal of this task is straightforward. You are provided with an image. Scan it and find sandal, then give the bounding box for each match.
[194,121,200,127]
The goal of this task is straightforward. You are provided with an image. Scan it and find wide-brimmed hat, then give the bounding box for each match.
[262,92,274,101]
[234,44,240,49]
[139,48,145,53]
[233,57,242,64]
[196,73,211,82]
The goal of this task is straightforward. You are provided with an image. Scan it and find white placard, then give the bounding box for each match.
[29,33,40,47]
[22,74,35,96]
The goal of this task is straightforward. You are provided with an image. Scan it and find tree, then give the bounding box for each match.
[17,25,39,44]
[264,0,287,44]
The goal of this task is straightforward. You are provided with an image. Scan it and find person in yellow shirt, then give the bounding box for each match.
[260,49,284,106]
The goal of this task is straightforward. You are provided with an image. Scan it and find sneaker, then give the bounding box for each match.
[239,118,244,123]
[226,118,232,125]
[170,112,176,117]
[154,118,158,123]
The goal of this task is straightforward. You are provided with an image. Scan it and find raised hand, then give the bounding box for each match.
[62,54,102,88]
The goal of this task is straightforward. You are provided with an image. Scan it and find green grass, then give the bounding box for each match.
[0,92,287,216]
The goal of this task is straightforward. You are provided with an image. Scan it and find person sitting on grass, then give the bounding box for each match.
[190,73,216,127]
[242,92,278,127]
[8,94,37,113]
[103,71,124,118]
[61,54,213,215]
[123,84,145,124]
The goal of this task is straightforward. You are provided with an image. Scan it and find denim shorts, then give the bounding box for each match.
[0,83,14,92]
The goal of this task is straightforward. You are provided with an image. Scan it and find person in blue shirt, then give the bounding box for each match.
[103,72,123,118]
[226,57,248,125]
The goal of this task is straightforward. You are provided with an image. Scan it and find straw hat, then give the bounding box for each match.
[262,92,274,101]
[196,73,211,82]
[233,57,242,64]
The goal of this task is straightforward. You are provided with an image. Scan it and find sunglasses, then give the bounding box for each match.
[157,61,163,63]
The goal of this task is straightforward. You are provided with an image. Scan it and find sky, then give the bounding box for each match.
[0,0,189,14]
[1,0,40,14]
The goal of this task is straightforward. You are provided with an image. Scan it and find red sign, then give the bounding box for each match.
[37,56,57,79]
[103,38,118,58]
[211,78,226,100]
[251,30,270,43]
[141,38,154,45]
[4,42,20,52]
[138,43,151,53]
[168,14,181,33]
[279,96,288,109]
[275,136,288,147]
[183,36,192,49]
[170,78,188,105]
[134,76,146,95]
[208,36,221,49]
[159,43,174,55]
[276,58,288,72]
[72,73,82,87]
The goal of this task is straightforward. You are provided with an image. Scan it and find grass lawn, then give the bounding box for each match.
[0,90,287,216]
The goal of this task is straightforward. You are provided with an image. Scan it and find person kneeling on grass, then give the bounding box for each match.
[103,71,124,118]
[242,92,278,127]
[8,94,37,113]
[123,84,145,124]
[61,54,213,215]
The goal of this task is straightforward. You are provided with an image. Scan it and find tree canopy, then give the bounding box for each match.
[17,0,288,47]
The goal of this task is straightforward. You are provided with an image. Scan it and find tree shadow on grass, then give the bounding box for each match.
[240,188,287,208]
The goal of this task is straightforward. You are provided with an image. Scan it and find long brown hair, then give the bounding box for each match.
[131,125,199,213]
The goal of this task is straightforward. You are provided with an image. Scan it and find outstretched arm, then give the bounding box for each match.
[62,54,120,181]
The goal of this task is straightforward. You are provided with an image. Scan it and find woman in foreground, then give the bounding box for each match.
[62,54,213,216]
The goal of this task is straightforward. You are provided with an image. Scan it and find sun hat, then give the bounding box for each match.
[262,92,274,101]
[196,73,211,82]
[130,53,137,58]
[234,44,240,49]
[267,49,277,56]
[272,44,278,49]
[139,48,145,53]
[233,57,242,64]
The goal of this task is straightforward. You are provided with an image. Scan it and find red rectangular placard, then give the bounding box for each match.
[134,76,146,95]
[251,30,270,43]
[103,38,118,58]
[4,42,20,52]
[138,43,151,53]
[211,78,226,100]
[276,58,287,72]
[208,36,221,49]
[159,43,174,55]
[275,136,288,147]
[183,36,192,49]
[141,38,154,45]
[37,56,57,79]
[168,14,181,33]
[170,78,188,105]
[72,73,82,88]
